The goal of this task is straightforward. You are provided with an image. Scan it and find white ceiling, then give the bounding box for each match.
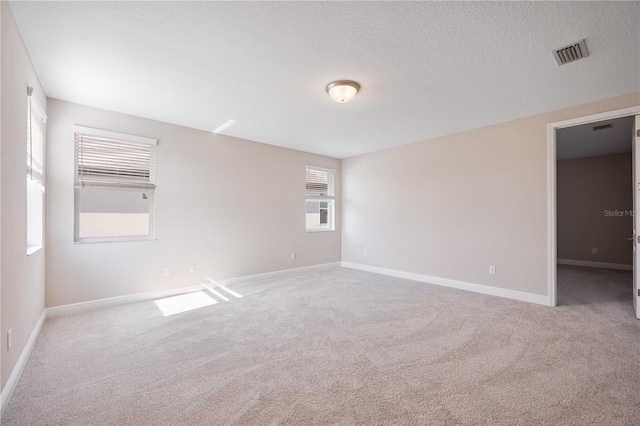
[557,115,635,161]
[9,1,640,159]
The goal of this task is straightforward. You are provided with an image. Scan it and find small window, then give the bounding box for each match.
[27,87,46,253]
[306,166,335,232]
[74,126,157,243]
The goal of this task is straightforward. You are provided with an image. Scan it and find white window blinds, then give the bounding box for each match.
[27,87,47,183]
[306,166,335,199]
[74,127,157,190]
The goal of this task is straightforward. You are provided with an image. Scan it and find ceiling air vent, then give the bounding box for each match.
[553,39,588,66]
[592,123,613,131]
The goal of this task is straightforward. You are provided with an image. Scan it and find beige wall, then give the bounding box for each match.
[342,92,640,297]
[557,153,632,265]
[1,2,47,391]
[45,99,341,307]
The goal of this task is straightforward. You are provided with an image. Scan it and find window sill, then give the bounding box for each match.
[74,238,156,244]
[27,246,43,256]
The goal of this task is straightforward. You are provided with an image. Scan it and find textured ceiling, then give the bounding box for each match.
[557,116,635,161]
[9,1,640,159]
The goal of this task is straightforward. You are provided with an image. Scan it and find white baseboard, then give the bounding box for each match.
[1,310,47,417]
[1,263,342,416]
[557,259,633,271]
[46,283,207,318]
[216,262,342,286]
[0,260,539,416]
[46,262,342,318]
[341,262,551,306]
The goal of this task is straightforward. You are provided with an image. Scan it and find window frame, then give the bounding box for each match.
[73,126,157,244]
[26,87,47,254]
[305,165,336,233]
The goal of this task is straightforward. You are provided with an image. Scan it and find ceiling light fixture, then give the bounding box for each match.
[326,80,360,103]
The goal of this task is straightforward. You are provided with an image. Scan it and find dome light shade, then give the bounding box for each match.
[326,80,360,103]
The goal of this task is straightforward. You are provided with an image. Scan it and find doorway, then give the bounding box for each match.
[547,106,640,314]
[556,116,634,309]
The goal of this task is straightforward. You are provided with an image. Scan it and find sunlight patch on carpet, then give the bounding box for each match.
[217,285,243,298]
[206,287,230,301]
[154,291,217,316]
[203,277,244,300]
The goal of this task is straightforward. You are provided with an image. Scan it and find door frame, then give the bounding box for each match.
[547,106,640,307]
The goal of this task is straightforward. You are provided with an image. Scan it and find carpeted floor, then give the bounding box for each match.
[3,265,639,425]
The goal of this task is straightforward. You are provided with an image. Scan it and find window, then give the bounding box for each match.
[27,87,46,254]
[306,166,335,232]
[74,126,157,243]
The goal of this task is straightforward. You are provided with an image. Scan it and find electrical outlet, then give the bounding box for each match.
[364,249,368,257]
[189,264,195,273]
[592,248,598,254]
[489,265,496,275]
[290,252,296,260]
[7,329,11,351]
[163,267,170,277]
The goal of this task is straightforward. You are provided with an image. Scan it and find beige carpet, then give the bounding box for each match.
[3,265,639,425]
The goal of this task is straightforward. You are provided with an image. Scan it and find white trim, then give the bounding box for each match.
[306,196,335,201]
[0,262,339,414]
[547,105,640,308]
[46,283,206,318]
[548,119,558,307]
[548,106,640,130]
[557,259,633,271]
[73,125,157,145]
[305,165,336,174]
[341,262,551,306]
[74,235,156,245]
[46,263,342,317]
[1,310,47,417]
[215,262,341,286]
